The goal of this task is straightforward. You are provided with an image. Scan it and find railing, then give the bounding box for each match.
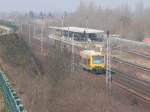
[0,71,27,112]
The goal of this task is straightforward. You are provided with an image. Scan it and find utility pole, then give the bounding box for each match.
[28,24,31,45]
[61,16,64,52]
[106,30,112,94]
[20,23,22,34]
[41,20,44,54]
[33,23,36,38]
[61,16,64,36]
[61,15,64,39]
[86,16,89,30]
[71,33,75,73]
[67,27,70,40]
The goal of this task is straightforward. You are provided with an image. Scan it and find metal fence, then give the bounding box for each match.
[0,71,27,112]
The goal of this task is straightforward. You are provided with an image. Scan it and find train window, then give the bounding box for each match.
[92,56,104,64]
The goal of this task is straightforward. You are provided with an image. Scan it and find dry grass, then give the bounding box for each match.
[0,91,5,112]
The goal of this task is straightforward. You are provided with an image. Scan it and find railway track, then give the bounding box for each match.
[111,56,150,103]
[80,55,150,105]
[113,47,150,60]
[112,70,150,104]
[64,40,150,103]
[83,69,150,105]
[112,57,150,72]
[126,49,150,59]
[48,35,150,105]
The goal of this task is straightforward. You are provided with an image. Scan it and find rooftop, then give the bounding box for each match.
[80,50,103,56]
[49,26,104,34]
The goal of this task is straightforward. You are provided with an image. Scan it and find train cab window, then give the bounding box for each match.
[92,56,104,64]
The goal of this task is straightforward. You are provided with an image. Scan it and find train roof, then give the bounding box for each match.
[80,50,104,56]
[49,26,104,34]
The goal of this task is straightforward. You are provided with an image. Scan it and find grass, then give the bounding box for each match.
[131,97,139,106]
[47,45,69,86]
[0,90,5,112]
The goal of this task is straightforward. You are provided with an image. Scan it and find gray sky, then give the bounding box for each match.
[0,0,150,13]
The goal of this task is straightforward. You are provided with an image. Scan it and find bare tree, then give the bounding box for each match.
[62,0,150,41]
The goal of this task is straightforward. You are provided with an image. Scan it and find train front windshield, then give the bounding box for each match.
[92,56,104,64]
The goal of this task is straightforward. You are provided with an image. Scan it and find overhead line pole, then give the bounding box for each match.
[29,24,31,45]
[86,16,89,30]
[41,20,44,54]
[71,34,75,73]
[20,23,22,34]
[106,30,112,94]
[33,23,36,38]
[61,16,64,52]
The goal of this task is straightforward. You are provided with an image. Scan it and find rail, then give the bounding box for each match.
[112,57,150,72]
[112,69,150,104]
[113,47,150,60]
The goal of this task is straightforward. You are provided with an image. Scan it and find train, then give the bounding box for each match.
[80,50,105,74]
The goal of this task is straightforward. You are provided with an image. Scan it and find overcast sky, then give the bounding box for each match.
[0,0,150,13]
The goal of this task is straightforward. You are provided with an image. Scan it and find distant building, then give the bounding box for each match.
[49,26,105,42]
[143,33,150,42]
[143,38,150,43]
